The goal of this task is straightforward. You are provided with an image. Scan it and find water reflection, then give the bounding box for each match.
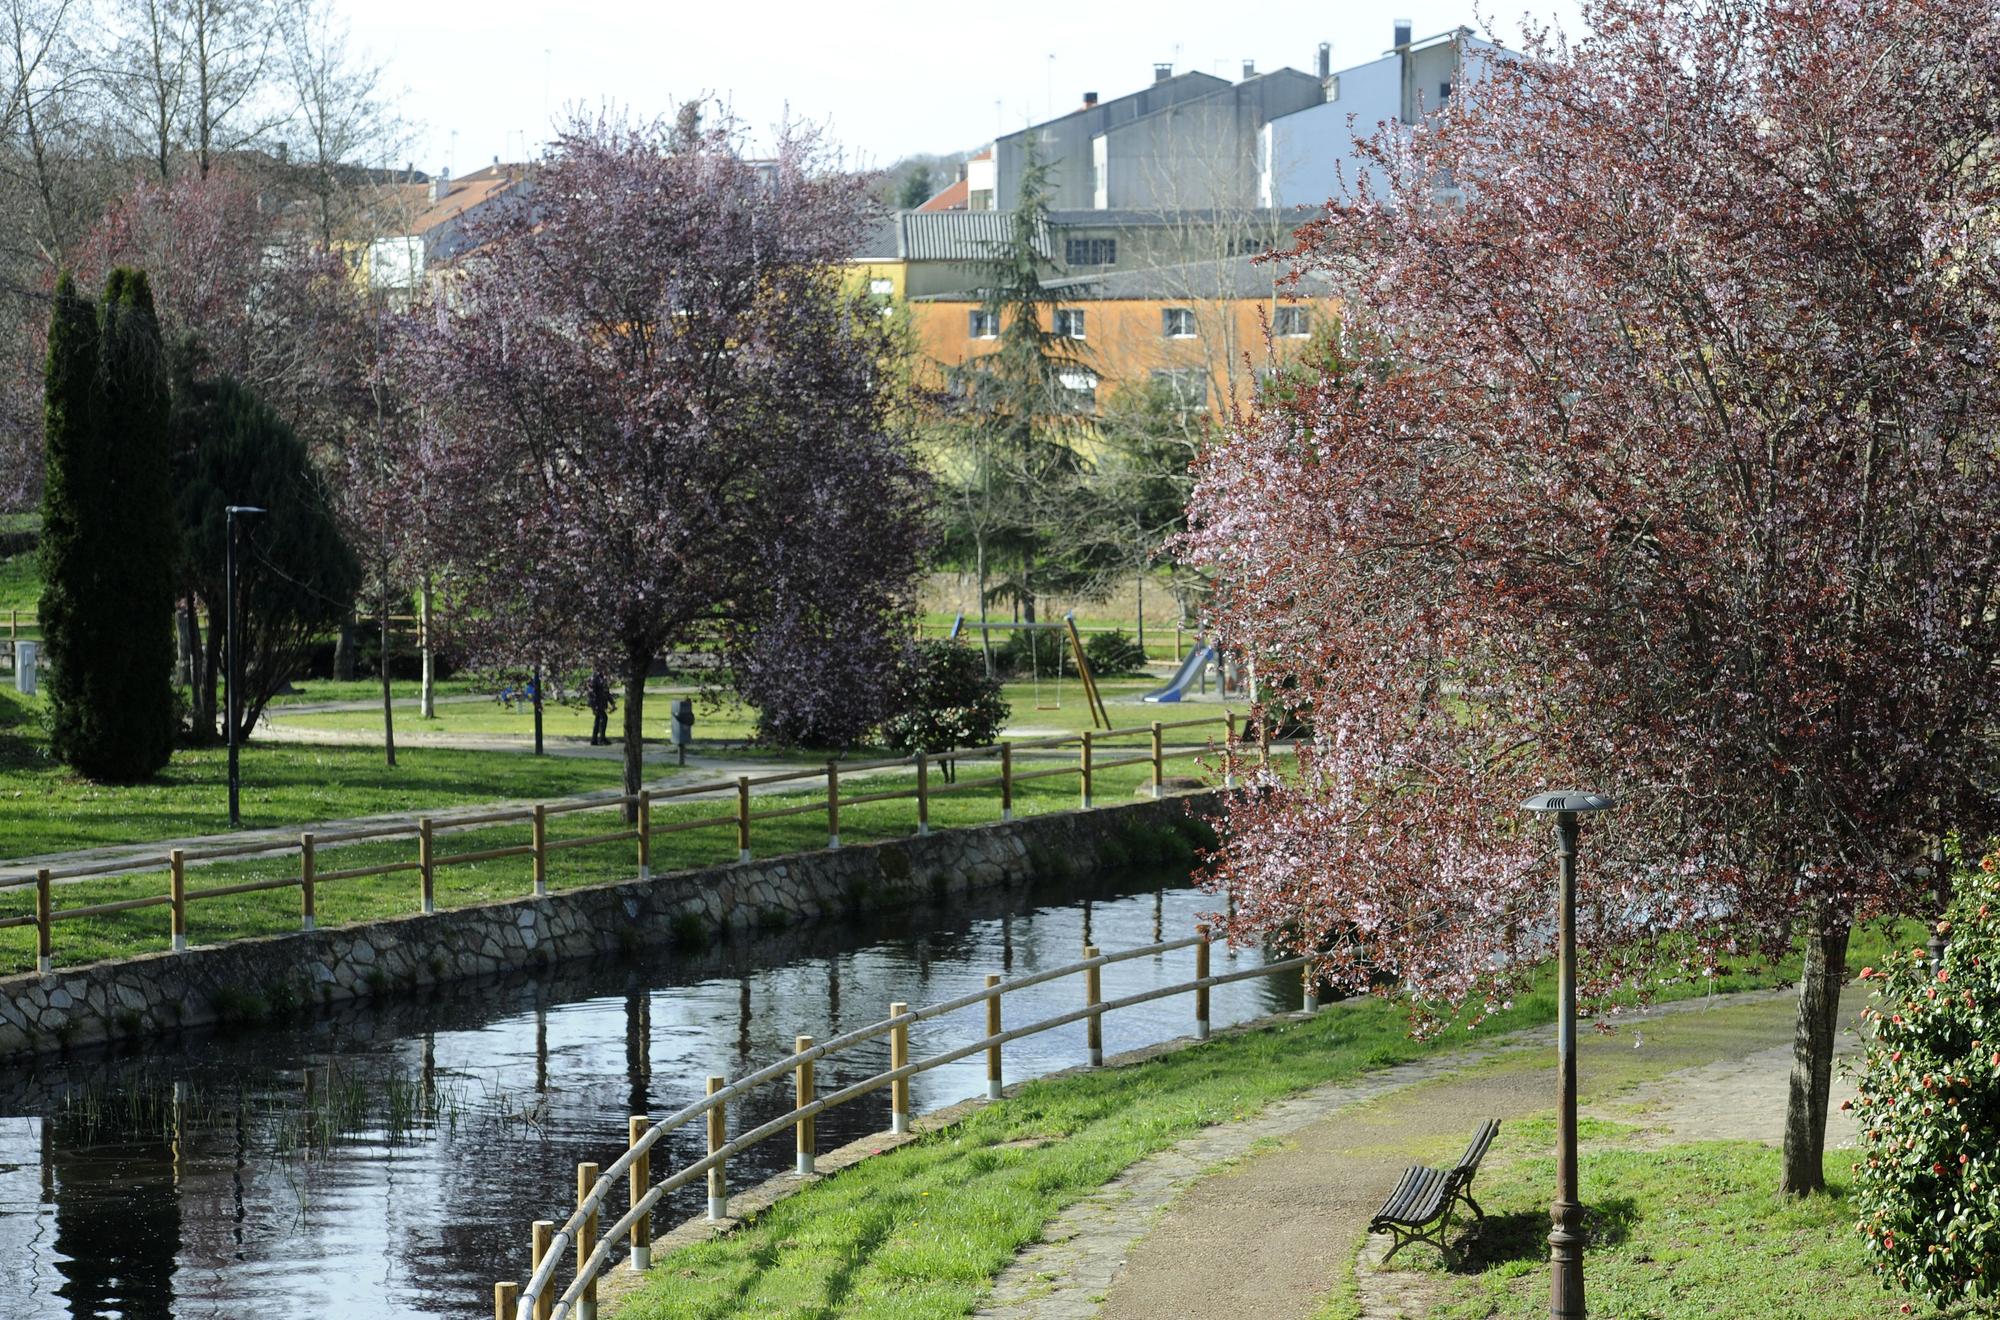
[1,867,1297,1319]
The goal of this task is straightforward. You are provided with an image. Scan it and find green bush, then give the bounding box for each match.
[1851,845,2000,1310]
[878,639,1009,764]
[1083,629,1150,677]
[993,627,1067,680]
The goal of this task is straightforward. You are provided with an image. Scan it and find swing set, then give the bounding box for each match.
[948,610,1110,729]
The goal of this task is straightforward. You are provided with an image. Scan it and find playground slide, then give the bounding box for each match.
[1142,642,1216,703]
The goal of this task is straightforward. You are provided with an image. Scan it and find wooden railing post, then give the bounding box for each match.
[532,805,548,897]
[1084,945,1103,1066]
[1000,743,1014,822]
[1195,924,1211,1040]
[628,1115,652,1270]
[418,817,435,914]
[795,1034,817,1175]
[735,777,752,862]
[1174,623,1183,663]
[169,849,187,952]
[1151,721,1165,798]
[890,1001,911,1134]
[637,791,652,880]
[530,1220,554,1320]
[35,868,51,973]
[495,1280,519,1320]
[915,751,930,836]
[1224,711,1238,789]
[1079,731,1093,809]
[826,763,840,849]
[576,1162,599,1320]
[706,1075,728,1220]
[301,833,317,931]
[985,973,1003,1099]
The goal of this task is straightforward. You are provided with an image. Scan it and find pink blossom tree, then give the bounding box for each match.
[390,111,928,807]
[1188,0,2000,1195]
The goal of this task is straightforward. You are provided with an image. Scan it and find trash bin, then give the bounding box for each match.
[13,640,36,696]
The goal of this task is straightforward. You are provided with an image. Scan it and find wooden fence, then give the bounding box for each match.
[495,926,1309,1320]
[0,714,1257,974]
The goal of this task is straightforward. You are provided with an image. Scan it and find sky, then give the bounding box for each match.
[334,0,1590,177]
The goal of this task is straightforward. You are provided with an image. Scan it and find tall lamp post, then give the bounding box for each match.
[1521,790,1616,1320]
[224,505,266,828]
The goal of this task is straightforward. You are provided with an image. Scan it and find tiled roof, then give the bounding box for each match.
[845,210,1054,263]
[917,177,969,212]
[912,254,1330,302]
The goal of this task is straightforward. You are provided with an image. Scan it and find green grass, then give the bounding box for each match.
[263,678,492,707]
[0,551,38,620]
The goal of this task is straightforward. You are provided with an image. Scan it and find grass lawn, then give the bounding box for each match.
[0,550,38,620]
[606,920,1921,1320]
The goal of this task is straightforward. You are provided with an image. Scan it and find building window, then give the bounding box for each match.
[1054,308,1086,339]
[1162,307,1196,339]
[1274,306,1311,338]
[968,309,999,339]
[1151,368,1208,410]
[868,278,894,297]
[1058,370,1098,414]
[1064,237,1117,266]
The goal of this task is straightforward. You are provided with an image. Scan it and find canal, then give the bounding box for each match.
[0,866,1296,1319]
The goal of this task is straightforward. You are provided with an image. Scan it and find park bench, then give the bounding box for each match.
[1367,1119,1500,1262]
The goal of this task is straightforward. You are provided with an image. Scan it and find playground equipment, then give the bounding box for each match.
[1142,641,1216,704]
[950,610,1109,729]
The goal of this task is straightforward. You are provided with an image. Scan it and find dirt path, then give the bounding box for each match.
[982,985,1865,1320]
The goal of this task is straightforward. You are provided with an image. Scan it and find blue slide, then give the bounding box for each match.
[1142,642,1216,703]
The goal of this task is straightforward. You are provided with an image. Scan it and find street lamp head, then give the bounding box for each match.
[1522,791,1617,815]
[225,505,267,516]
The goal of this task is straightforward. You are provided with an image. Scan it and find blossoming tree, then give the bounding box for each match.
[1187,0,2000,1194]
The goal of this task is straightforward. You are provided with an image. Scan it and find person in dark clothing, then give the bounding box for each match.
[586,670,616,745]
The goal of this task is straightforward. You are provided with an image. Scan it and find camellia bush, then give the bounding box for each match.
[1852,846,2000,1308]
[877,640,1009,777]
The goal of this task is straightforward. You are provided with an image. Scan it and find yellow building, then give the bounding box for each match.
[907,254,1333,416]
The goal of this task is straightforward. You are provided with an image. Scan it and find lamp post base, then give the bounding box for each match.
[1550,1198,1585,1318]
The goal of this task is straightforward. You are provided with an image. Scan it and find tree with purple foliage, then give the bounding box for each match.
[389,110,928,809]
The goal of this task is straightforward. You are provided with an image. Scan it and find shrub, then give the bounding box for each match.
[993,627,1066,680]
[1851,844,2000,1310]
[1083,629,1150,677]
[878,640,1009,765]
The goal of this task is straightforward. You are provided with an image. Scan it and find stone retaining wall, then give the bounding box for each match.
[0,789,1219,1061]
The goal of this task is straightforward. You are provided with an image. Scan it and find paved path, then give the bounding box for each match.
[978,984,1866,1320]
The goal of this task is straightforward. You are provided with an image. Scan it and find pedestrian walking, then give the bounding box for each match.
[587,670,616,745]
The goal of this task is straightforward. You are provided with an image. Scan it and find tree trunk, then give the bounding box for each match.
[1781,900,1850,1195]
[333,616,357,680]
[976,536,994,677]
[621,652,649,822]
[419,571,436,719]
[378,586,396,768]
[196,601,222,740]
[1136,572,1145,650]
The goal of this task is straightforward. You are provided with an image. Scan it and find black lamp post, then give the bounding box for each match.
[225,505,266,828]
[1521,789,1616,1320]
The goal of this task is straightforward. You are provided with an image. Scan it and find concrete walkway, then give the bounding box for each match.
[977,984,1866,1320]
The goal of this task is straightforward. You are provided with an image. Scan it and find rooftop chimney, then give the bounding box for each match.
[492,153,500,166]
[1153,62,1173,83]
[1317,41,1331,79]
[1393,19,1413,48]
[1083,91,1099,108]
[1241,59,1256,79]
[429,168,449,204]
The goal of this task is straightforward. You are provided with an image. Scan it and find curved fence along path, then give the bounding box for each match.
[2,713,1259,974]
[497,926,1305,1320]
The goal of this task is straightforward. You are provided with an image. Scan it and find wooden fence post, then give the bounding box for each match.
[1079,731,1093,809]
[1174,623,1183,664]
[706,1075,728,1220]
[915,752,930,836]
[495,1280,519,1320]
[890,1001,911,1134]
[637,791,652,880]
[735,777,751,863]
[1151,721,1165,799]
[795,1034,816,1175]
[1224,711,1238,790]
[301,833,316,931]
[169,849,187,952]
[530,1220,554,1320]
[576,1162,599,1320]
[985,973,1003,1099]
[826,762,840,849]
[35,868,51,973]
[628,1115,652,1270]
[418,817,435,914]
[532,805,548,897]
[1084,945,1103,1066]
[1000,743,1014,822]
[1195,924,1211,1040]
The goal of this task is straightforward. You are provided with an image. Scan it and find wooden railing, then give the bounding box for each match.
[495,926,1309,1320]
[0,714,1251,973]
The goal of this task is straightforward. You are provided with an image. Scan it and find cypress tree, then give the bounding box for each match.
[37,268,179,780]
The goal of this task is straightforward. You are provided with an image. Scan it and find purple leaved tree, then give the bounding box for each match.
[389,110,928,810]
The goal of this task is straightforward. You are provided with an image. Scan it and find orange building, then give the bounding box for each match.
[907,254,1334,416]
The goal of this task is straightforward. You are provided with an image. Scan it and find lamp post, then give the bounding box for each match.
[1521,790,1616,1320]
[224,505,266,828]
